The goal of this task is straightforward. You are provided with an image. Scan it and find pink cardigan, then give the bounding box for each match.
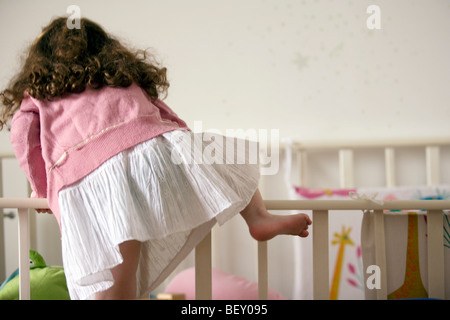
[10,84,189,228]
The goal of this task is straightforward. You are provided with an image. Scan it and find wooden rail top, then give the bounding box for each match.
[1,198,450,211]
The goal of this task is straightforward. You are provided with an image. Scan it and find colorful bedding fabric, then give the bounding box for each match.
[293,185,450,300]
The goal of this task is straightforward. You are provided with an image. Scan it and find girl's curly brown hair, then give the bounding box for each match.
[0,17,169,130]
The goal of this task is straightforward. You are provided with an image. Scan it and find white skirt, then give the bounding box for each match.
[58,130,260,300]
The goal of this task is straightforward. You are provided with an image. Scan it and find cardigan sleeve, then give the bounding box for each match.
[10,98,48,198]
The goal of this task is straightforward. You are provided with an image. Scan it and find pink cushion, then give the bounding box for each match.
[164,267,286,300]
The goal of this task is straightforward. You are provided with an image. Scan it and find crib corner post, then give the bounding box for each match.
[18,208,30,300]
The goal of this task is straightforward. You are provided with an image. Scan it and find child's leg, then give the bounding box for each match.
[240,189,312,241]
[95,240,141,300]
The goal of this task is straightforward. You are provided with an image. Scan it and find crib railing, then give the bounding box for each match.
[4,198,449,300]
[263,200,449,300]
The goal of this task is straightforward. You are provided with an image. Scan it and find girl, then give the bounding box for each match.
[0,17,311,300]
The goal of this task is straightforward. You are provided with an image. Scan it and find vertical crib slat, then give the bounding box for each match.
[18,208,30,300]
[195,231,212,300]
[258,241,268,300]
[426,146,440,186]
[427,210,445,299]
[373,210,388,299]
[313,210,329,299]
[384,147,396,188]
[339,149,355,188]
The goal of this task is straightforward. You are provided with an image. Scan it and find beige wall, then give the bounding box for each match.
[1,0,450,143]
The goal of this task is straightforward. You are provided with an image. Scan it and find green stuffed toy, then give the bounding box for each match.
[0,250,70,300]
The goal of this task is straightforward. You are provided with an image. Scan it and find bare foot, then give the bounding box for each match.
[240,189,312,241]
[247,211,312,241]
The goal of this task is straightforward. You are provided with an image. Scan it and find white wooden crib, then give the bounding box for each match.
[1,138,449,300]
